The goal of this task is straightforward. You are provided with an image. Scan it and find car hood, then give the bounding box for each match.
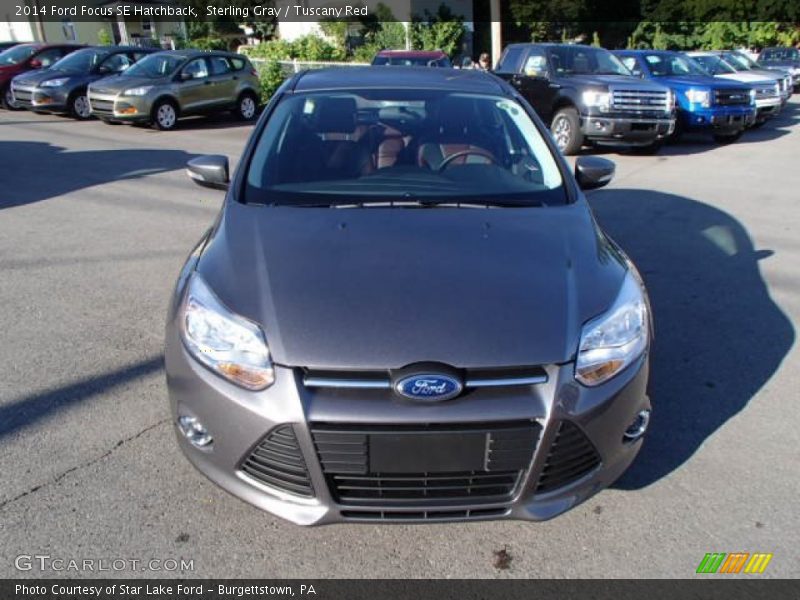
[195,201,628,369]
[716,71,778,84]
[89,75,164,94]
[13,69,85,86]
[651,74,747,89]
[563,73,667,90]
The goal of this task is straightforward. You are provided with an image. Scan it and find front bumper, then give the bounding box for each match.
[580,115,674,146]
[87,91,152,122]
[680,105,756,133]
[10,84,69,112]
[755,96,782,121]
[165,316,651,525]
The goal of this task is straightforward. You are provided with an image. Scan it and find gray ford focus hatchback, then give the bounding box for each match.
[165,67,652,525]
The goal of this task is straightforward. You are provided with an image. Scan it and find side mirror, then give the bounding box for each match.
[575,156,615,190]
[29,58,43,69]
[180,70,193,81]
[187,155,229,190]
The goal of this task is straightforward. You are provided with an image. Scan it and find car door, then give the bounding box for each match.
[207,55,237,106]
[176,57,212,112]
[515,48,559,122]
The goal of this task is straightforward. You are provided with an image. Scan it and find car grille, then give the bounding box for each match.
[311,421,540,507]
[340,507,509,521]
[240,425,314,497]
[11,86,33,106]
[755,84,779,99]
[713,88,751,106]
[88,98,115,116]
[535,421,601,494]
[610,88,670,112]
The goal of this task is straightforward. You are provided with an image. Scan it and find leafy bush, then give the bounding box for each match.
[258,59,287,104]
[410,5,465,57]
[188,37,228,51]
[243,34,345,62]
[352,42,381,63]
[97,28,112,46]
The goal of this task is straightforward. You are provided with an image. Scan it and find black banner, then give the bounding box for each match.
[2,580,800,600]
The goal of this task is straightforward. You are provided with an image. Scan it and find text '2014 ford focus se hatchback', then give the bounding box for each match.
[165,67,652,525]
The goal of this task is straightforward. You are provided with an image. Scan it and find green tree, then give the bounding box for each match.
[97,28,112,46]
[591,31,601,47]
[258,59,286,103]
[410,4,465,56]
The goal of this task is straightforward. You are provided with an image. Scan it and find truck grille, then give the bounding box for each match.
[714,88,751,106]
[240,425,314,497]
[535,421,601,493]
[611,88,669,112]
[311,421,540,507]
[755,84,779,99]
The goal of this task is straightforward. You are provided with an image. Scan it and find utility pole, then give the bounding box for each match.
[489,0,501,67]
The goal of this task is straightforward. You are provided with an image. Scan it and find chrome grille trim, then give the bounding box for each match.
[303,372,548,390]
[610,88,670,112]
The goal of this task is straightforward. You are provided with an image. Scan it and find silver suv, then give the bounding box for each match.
[87,49,260,130]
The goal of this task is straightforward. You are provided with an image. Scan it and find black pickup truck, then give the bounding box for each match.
[494,43,676,154]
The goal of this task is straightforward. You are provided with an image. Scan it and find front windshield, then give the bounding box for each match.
[0,44,37,66]
[691,55,737,75]
[547,45,631,76]
[245,90,565,207]
[724,52,755,70]
[644,53,708,77]
[50,49,110,73]
[122,53,182,78]
[762,48,799,62]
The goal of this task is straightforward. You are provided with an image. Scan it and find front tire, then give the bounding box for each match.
[550,107,583,155]
[69,92,92,120]
[235,92,258,121]
[152,99,178,131]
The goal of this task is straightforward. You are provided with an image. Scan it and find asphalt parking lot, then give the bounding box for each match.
[1,101,798,578]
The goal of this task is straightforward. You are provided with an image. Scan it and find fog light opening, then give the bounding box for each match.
[178,415,213,448]
[623,409,650,442]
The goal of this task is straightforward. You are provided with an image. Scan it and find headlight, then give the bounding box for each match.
[122,86,153,96]
[179,273,275,390]
[575,270,650,386]
[582,90,610,111]
[684,88,710,107]
[666,89,675,110]
[40,78,69,88]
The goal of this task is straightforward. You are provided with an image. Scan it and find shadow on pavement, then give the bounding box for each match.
[0,141,200,210]
[0,355,164,440]
[589,188,795,489]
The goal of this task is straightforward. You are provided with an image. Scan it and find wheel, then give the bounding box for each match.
[667,117,684,144]
[629,141,663,155]
[235,92,258,121]
[712,131,743,144]
[69,92,91,120]
[1,85,21,110]
[550,107,583,155]
[152,100,178,130]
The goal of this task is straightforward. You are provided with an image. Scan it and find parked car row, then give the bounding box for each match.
[0,43,261,130]
[492,43,794,154]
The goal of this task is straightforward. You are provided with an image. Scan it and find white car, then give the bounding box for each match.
[687,51,783,124]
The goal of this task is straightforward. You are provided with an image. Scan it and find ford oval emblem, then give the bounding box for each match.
[395,374,463,402]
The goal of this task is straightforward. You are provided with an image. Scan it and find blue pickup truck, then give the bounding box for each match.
[614,50,756,143]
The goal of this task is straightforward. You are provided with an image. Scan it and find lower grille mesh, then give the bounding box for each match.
[311,422,539,507]
[240,425,314,497]
[535,421,601,493]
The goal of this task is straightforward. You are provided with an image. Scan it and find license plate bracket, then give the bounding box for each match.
[369,432,487,473]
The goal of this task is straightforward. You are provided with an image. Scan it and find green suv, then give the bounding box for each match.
[87,49,260,130]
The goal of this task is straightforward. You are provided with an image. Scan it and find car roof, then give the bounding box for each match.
[149,49,240,59]
[376,50,446,58]
[292,66,509,94]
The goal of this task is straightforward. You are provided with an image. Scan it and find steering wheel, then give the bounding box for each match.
[437,149,498,172]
